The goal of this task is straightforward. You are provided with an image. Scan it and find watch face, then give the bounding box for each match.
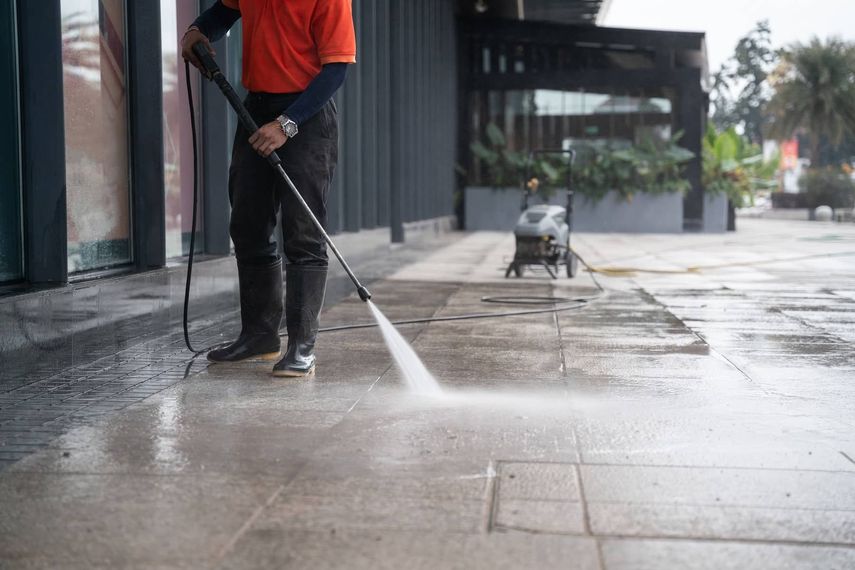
[279,117,297,137]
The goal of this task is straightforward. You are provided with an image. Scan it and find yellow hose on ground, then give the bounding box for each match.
[570,249,855,278]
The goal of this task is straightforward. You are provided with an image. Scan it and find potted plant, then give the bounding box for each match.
[465,123,696,232]
[703,125,779,230]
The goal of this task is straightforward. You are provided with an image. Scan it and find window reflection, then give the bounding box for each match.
[62,0,131,273]
[161,0,203,258]
[468,88,675,186]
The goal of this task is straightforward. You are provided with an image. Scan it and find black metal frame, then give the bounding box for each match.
[200,0,235,256]
[389,0,406,242]
[0,1,23,288]
[461,0,610,24]
[341,8,363,233]
[17,0,67,286]
[460,17,709,231]
[127,1,166,270]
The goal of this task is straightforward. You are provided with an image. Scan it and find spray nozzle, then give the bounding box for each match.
[357,286,372,302]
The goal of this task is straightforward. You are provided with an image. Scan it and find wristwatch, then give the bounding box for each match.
[277,115,298,138]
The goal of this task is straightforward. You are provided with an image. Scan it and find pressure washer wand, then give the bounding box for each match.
[191,44,372,302]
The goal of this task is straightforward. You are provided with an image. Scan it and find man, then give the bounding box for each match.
[181,0,355,377]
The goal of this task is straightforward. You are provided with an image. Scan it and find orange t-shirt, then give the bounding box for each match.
[222,0,356,93]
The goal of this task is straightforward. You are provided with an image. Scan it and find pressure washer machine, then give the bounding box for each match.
[505,149,579,279]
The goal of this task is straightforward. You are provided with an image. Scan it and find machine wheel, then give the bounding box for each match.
[565,251,578,278]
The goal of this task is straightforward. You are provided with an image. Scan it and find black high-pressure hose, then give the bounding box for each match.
[181,60,605,355]
[183,61,202,354]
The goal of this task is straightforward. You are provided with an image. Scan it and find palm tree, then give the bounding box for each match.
[767,38,855,166]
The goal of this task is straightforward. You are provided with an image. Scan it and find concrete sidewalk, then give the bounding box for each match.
[2,218,855,569]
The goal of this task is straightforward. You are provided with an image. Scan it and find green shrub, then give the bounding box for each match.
[799,167,855,209]
[469,123,563,190]
[469,122,694,202]
[703,125,779,207]
[573,133,694,202]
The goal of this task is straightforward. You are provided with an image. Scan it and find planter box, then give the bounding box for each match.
[465,186,684,233]
[703,192,728,233]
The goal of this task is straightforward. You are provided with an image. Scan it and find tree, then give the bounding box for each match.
[711,21,777,144]
[703,124,779,229]
[767,38,855,167]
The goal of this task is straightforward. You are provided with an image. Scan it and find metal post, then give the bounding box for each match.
[200,0,233,254]
[389,0,405,243]
[18,0,68,285]
[127,0,166,269]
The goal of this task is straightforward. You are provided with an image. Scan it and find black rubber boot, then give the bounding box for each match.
[207,259,283,363]
[272,265,327,377]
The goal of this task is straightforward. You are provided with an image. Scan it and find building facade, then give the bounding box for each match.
[2,0,709,300]
[1,0,457,292]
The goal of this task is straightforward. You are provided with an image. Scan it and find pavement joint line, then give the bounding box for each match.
[574,463,595,537]
[576,461,855,475]
[491,522,586,536]
[486,460,503,533]
[480,460,498,533]
[345,367,392,415]
[770,305,853,345]
[594,538,607,570]
[594,533,855,550]
[839,451,855,467]
[584,500,855,514]
[215,483,287,562]
[552,309,568,378]
[638,287,773,395]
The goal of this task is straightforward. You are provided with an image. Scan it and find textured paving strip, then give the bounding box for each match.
[0,322,226,471]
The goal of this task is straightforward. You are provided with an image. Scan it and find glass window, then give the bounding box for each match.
[161,0,204,258]
[468,88,676,186]
[0,1,22,283]
[62,0,132,273]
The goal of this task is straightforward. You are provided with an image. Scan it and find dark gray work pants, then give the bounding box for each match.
[228,92,338,267]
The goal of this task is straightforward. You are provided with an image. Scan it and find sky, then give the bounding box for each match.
[603,0,855,73]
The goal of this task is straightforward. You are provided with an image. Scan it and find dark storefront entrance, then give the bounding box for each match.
[459,16,709,230]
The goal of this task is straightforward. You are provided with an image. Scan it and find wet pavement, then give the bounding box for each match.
[2,218,855,569]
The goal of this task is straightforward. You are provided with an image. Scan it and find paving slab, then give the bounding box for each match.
[580,464,855,510]
[493,498,587,534]
[253,492,486,533]
[495,461,581,500]
[0,472,281,564]
[601,538,855,570]
[590,502,855,544]
[218,529,601,570]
